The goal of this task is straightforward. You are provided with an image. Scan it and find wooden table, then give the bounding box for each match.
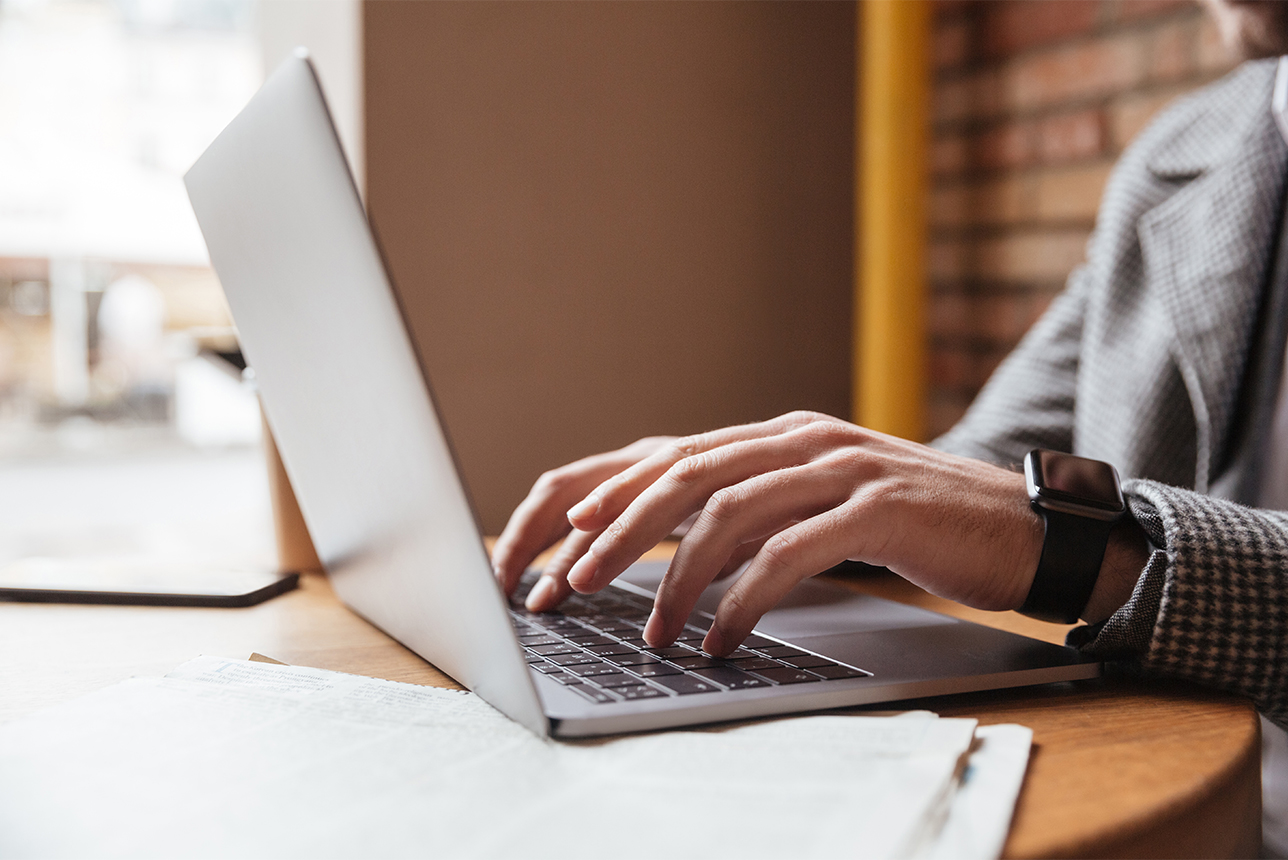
[0,544,1261,859]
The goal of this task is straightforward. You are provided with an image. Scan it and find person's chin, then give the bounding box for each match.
[1206,0,1288,59]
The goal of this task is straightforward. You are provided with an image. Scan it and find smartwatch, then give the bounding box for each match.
[1020,449,1127,624]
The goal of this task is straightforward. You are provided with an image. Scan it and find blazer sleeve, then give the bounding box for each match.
[1069,480,1288,725]
[930,264,1090,465]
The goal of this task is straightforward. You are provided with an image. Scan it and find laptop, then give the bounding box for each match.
[184,52,1099,739]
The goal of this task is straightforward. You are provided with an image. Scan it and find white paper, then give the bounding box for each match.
[915,724,1033,860]
[0,657,1024,860]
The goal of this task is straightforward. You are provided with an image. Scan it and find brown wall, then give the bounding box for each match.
[364,1,854,532]
[927,0,1240,438]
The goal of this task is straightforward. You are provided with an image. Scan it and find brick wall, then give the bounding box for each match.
[927,0,1239,439]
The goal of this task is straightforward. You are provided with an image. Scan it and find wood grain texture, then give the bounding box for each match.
[0,542,1259,858]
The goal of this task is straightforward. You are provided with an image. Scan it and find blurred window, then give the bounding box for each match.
[0,0,262,458]
[0,0,270,570]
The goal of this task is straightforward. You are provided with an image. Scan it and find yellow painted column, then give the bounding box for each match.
[855,0,930,440]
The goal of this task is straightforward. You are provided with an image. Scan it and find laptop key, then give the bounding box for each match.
[547,652,597,666]
[565,634,615,647]
[644,646,697,660]
[524,653,545,664]
[528,643,580,656]
[587,642,636,657]
[518,635,561,647]
[615,685,667,700]
[527,622,575,635]
[568,684,616,704]
[735,658,782,672]
[595,673,650,689]
[750,666,822,685]
[629,661,684,678]
[691,666,770,690]
[596,620,638,633]
[782,654,836,670]
[810,665,871,680]
[754,645,808,659]
[605,651,659,666]
[650,674,720,695]
[528,616,580,629]
[740,634,779,649]
[723,649,759,661]
[673,628,704,642]
[669,655,723,670]
[532,662,565,674]
[567,662,624,678]
[551,673,585,685]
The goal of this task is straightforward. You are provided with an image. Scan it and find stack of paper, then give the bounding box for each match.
[0,658,1030,859]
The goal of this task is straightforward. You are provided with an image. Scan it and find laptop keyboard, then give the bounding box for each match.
[509,577,871,705]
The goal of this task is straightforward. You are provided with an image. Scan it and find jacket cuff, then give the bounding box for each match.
[1065,486,1166,658]
[1068,479,1288,719]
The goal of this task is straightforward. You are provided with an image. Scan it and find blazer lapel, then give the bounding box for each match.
[1137,64,1287,491]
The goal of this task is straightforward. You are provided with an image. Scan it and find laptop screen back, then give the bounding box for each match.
[185,54,546,735]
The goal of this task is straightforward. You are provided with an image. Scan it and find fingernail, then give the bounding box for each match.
[643,609,667,646]
[703,626,726,656]
[525,576,555,610]
[567,493,600,522]
[567,555,597,592]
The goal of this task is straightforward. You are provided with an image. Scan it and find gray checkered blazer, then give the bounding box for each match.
[934,58,1288,723]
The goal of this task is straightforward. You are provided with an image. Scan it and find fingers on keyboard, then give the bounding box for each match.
[513,590,870,704]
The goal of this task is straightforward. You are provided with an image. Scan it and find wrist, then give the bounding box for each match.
[1079,516,1150,624]
[1007,494,1045,610]
[1017,450,1128,623]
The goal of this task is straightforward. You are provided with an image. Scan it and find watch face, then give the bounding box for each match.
[1032,450,1125,512]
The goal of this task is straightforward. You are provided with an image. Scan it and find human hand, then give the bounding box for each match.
[492,435,676,608]
[550,411,1047,656]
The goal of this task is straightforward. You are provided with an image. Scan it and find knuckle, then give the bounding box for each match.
[668,453,711,488]
[721,585,755,620]
[781,409,828,428]
[761,531,804,573]
[832,446,871,476]
[668,435,704,460]
[535,467,572,495]
[795,419,848,448]
[842,486,877,514]
[705,486,745,524]
[599,517,629,548]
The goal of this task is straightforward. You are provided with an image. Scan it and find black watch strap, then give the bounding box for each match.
[1019,505,1115,624]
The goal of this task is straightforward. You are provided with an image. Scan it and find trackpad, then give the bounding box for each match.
[619,561,954,637]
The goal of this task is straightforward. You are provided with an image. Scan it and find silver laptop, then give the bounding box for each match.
[184,53,1099,739]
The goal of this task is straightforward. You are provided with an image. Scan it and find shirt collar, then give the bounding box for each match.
[1273,56,1288,145]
